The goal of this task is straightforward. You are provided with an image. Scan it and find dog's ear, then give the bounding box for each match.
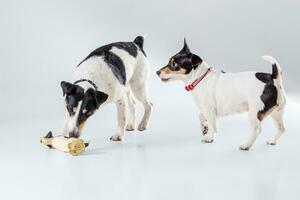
[61,81,76,96]
[181,38,190,54]
[92,90,109,109]
[191,54,203,69]
[45,131,53,138]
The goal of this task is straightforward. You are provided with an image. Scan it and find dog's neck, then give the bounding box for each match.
[74,80,96,92]
[183,61,213,85]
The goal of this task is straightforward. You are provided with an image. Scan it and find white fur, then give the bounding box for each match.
[62,43,153,140]
[67,101,82,134]
[158,56,286,150]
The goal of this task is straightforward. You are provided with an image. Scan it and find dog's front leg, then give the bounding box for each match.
[200,113,208,135]
[110,99,127,141]
[201,111,217,143]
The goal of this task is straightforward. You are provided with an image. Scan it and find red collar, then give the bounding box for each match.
[185,68,211,92]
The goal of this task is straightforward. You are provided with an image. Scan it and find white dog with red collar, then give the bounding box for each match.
[157,39,286,150]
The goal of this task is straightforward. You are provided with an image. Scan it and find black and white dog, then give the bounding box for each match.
[156,39,286,150]
[60,36,153,141]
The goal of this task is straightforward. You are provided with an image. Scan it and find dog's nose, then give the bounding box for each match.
[69,131,79,138]
[156,70,161,76]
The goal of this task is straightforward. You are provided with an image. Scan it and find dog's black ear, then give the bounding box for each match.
[60,81,76,96]
[191,54,203,69]
[93,90,109,109]
[181,38,190,54]
[45,131,53,138]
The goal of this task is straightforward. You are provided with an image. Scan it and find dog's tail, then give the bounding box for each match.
[262,55,282,84]
[262,55,286,107]
[133,35,146,56]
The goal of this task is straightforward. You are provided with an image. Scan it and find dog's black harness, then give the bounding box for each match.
[74,79,98,90]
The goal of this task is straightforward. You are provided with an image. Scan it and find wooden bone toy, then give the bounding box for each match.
[40,132,89,156]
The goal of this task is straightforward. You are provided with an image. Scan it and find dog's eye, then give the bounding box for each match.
[171,62,180,71]
[82,109,92,116]
[67,105,75,115]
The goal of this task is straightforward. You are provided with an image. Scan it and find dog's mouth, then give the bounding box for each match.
[161,78,170,82]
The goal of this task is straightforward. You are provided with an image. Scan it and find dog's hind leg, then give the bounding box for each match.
[125,90,136,131]
[267,108,285,145]
[130,81,153,132]
[240,110,262,150]
[110,98,127,141]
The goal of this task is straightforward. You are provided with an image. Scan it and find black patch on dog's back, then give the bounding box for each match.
[104,52,126,85]
[77,42,138,66]
[77,41,141,85]
[115,42,138,57]
[255,72,273,83]
[255,72,278,120]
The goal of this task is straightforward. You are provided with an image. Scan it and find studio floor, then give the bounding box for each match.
[1,96,299,200]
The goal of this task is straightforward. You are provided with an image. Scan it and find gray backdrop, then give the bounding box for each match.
[0,0,299,122]
[1,2,300,200]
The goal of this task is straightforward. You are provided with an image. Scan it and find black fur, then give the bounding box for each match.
[167,39,202,74]
[255,73,278,120]
[255,73,273,83]
[104,51,126,85]
[76,40,143,85]
[76,37,147,85]
[45,131,53,138]
[77,88,108,127]
[61,81,84,116]
[133,36,146,56]
[272,64,278,79]
[60,84,108,138]
[78,42,138,66]
[60,82,108,123]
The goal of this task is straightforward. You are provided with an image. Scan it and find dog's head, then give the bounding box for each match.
[156,39,203,82]
[61,81,108,138]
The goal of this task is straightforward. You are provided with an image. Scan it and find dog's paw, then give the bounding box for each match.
[266,139,276,145]
[138,123,147,131]
[239,144,250,151]
[126,124,135,131]
[201,135,214,143]
[110,134,123,141]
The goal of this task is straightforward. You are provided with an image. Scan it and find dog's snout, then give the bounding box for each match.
[156,70,161,76]
[69,131,79,138]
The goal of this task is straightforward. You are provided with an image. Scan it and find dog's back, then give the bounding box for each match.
[74,36,148,88]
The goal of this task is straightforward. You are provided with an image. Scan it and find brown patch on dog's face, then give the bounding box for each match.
[161,63,187,75]
[161,66,172,74]
[78,121,86,132]
[156,38,202,81]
